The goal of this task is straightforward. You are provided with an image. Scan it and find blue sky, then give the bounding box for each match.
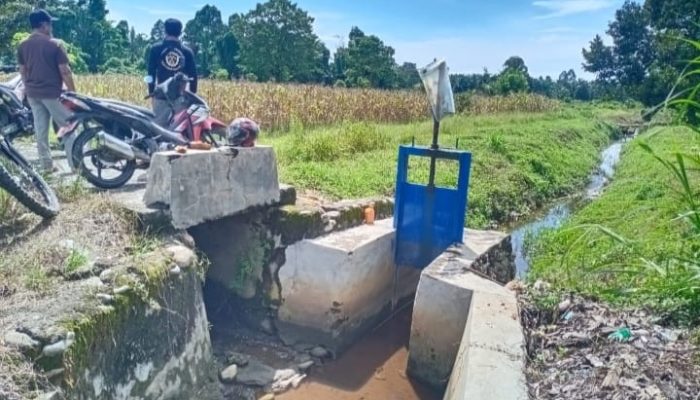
[107,0,627,78]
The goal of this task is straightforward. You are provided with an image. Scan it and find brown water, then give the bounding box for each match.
[278,306,442,400]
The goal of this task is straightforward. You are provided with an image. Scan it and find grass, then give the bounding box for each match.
[265,105,619,228]
[528,126,700,324]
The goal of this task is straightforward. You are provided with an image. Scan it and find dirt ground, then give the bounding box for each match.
[519,287,700,400]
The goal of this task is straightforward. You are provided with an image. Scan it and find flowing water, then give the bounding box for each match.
[511,141,624,277]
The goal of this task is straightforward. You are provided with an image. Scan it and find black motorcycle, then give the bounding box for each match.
[0,78,60,218]
[60,73,227,190]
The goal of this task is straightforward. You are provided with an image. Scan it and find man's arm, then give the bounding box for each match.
[147,46,158,94]
[185,48,198,93]
[16,46,28,83]
[55,44,76,92]
[59,64,76,92]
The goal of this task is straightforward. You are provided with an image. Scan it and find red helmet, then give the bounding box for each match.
[227,117,259,147]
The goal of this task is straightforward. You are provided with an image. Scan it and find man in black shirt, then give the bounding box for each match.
[146,18,197,126]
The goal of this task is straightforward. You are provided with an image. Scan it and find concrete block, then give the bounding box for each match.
[444,292,527,400]
[277,219,420,354]
[407,230,519,390]
[144,147,280,229]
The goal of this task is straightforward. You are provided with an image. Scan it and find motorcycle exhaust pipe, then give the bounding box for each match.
[96,131,149,162]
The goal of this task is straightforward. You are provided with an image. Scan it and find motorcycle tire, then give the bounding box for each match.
[0,147,59,219]
[71,127,136,190]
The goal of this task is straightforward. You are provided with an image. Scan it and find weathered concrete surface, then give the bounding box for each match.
[444,289,527,400]
[277,219,421,354]
[67,269,220,400]
[407,230,521,391]
[144,147,280,229]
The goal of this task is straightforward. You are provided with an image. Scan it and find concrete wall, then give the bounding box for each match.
[144,147,280,229]
[66,268,220,400]
[407,230,519,390]
[277,219,421,354]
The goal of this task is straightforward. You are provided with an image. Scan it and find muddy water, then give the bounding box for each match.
[511,141,624,277]
[278,305,442,400]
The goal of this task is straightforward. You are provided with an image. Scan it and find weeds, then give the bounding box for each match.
[23,265,50,293]
[64,249,88,273]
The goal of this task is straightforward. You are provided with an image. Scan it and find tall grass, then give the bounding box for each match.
[457,93,561,115]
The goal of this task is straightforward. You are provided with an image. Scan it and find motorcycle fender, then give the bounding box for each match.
[203,117,227,131]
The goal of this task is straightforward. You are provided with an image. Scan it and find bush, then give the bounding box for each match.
[212,69,230,81]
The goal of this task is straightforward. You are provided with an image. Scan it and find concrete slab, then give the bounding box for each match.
[144,147,280,229]
[444,291,527,400]
[407,230,521,391]
[277,219,421,354]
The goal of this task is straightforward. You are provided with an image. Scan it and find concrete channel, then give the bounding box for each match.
[8,147,527,400]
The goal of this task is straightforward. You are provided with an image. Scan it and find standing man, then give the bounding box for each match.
[17,9,75,172]
[146,18,197,127]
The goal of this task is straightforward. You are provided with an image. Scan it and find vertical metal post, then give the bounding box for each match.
[428,119,440,187]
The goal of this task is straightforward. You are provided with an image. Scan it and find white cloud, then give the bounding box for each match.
[134,7,194,18]
[533,0,615,19]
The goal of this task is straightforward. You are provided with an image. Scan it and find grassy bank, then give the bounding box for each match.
[265,105,620,229]
[529,126,700,324]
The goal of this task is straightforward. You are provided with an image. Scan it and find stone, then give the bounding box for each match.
[220,365,239,383]
[99,268,117,283]
[81,277,105,289]
[236,360,276,387]
[38,390,63,400]
[260,318,275,335]
[169,265,182,276]
[167,245,197,269]
[144,147,281,229]
[65,263,98,281]
[279,184,297,206]
[46,368,65,382]
[3,330,40,353]
[271,369,306,393]
[259,395,275,400]
[114,285,131,295]
[226,352,250,367]
[310,346,329,359]
[94,257,117,270]
[298,361,315,371]
[96,293,114,305]
[323,211,341,220]
[43,338,73,358]
[558,299,572,312]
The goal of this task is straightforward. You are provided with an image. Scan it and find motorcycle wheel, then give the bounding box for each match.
[0,141,59,219]
[71,127,136,189]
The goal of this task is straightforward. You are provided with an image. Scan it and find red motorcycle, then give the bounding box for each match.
[59,73,228,189]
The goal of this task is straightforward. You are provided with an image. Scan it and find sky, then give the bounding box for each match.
[107,0,628,78]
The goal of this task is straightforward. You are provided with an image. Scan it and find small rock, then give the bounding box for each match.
[558,299,572,312]
[58,239,76,250]
[3,331,40,353]
[175,232,196,249]
[167,245,197,269]
[310,346,329,358]
[46,368,65,381]
[259,395,275,400]
[324,211,341,220]
[114,285,131,295]
[99,268,116,283]
[533,280,551,291]
[94,257,117,270]
[43,338,73,358]
[657,328,681,343]
[96,293,114,305]
[324,220,337,233]
[298,360,314,371]
[65,263,97,281]
[272,369,306,393]
[226,352,250,367]
[585,354,604,368]
[38,390,62,400]
[169,265,182,276]
[505,280,525,293]
[81,277,104,289]
[260,318,275,335]
[220,364,239,383]
[236,360,276,386]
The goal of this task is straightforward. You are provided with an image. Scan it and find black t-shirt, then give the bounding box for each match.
[147,39,197,94]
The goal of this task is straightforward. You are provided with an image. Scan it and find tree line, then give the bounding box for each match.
[0,0,421,89]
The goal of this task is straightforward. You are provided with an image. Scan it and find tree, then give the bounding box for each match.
[582,35,615,81]
[340,27,398,89]
[185,5,226,76]
[149,19,165,44]
[395,62,421,89]
[232,0,327,83]
[495,70,529,94]
[216,30,240,78]
[503,56,528,76]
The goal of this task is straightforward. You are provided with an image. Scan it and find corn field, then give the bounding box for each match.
[458,93,560,115]
[1,74,563,131]
[74,75,431,131]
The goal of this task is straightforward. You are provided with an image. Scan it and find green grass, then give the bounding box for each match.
[264,105,618,228]
[529,126,700,324]
[64,249,89,273]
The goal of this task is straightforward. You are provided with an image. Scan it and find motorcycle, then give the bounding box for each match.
[0,78,60,218]
[59,73,228,189]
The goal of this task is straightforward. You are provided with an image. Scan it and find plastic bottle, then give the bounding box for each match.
[364,203,376,225]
